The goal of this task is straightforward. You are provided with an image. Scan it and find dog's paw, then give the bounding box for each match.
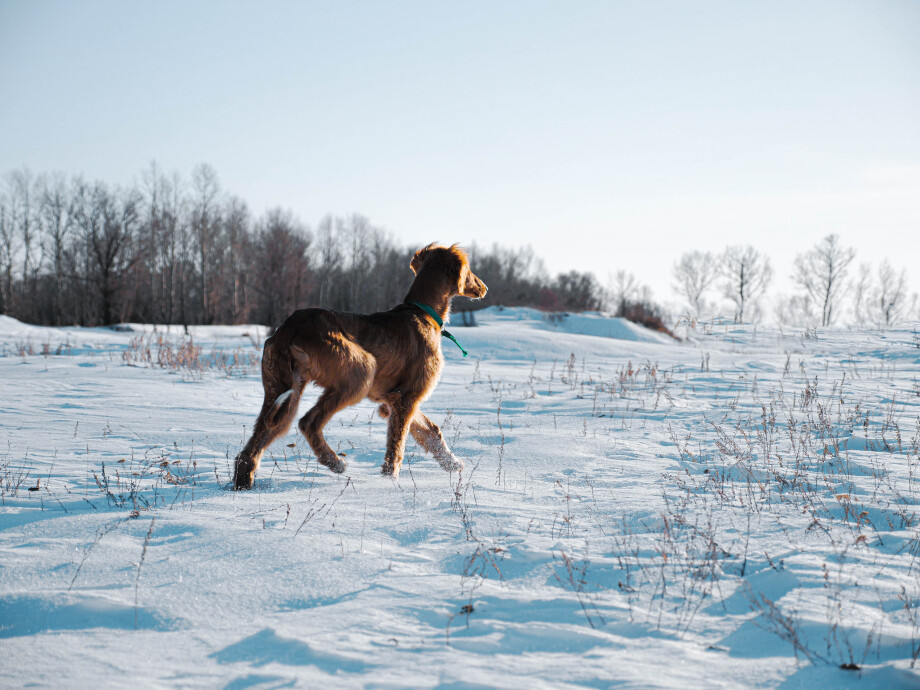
[232,464,254,490]
[437,453,464,473]
[319,451,347,474]
[380,462,400,480]
[233,476,253,491]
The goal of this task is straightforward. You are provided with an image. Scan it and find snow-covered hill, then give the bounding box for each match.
[1,312,919,688]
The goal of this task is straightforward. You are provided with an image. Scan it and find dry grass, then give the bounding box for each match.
[122,332,259,376]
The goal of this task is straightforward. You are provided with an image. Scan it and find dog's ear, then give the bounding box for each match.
[409,251,423,275]
[410,243,436,275]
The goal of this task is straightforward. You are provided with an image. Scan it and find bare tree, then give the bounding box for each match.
[672,250,716,318]
[5,169,40,316]
[73,182,142,325]
[343,214,373,311]
[0,192,16,315]
[37,173,74,323]
[720,245,772,323]
[139,166,191,325]
[251,208,311,326]
[792,234,855,327]
[366,228,409,313]
[607,270,642,313]
[850,262,872,325]
[190,164,222,323]
[314,214,343,307]
[162,170,188,324]
[773,293,815,327]
[871,259,908,327]
[139,162,172,323]
[222,195,251,323]
[7,170,36,282]
[465,243,551,310]
[554,270,602,311]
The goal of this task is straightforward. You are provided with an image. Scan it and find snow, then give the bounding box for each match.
[1,309,919,687]
[455,306,673,344]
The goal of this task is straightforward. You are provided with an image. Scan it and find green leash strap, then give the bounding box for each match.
[441,329,469,357]
[410,301,469,357]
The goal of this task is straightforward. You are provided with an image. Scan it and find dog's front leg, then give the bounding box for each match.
[381,398,418,480]
[410,411,463,473]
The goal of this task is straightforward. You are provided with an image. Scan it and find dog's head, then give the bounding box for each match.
[410,243,488,299]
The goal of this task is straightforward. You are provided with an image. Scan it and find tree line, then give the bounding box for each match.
[1,164,914,329]
[0,164,604,328]
[671,236,916,327]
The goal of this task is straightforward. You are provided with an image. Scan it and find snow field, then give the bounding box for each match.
[1,309,919,688]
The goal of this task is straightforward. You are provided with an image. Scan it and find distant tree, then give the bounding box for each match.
[464,243,549,310]
[7,170,36,285]
[135,163,195,325]
[221,195,251,323]
[0,192,15,315]
[870,259,908,327]
[773,293,815,327]
[365,229,411,313]
[554,270,601,311]
[850,262,872,325]
[341,214,375,312]
[672,251,716,318]
[250,208,311,326]
[37,173,74,323]
[314,214,343,308]
[190,164,222,323]
[720,245,772,323]
[72,181,142,325]
[535,286,564,312]
[4,169,39,317]
[792,234,855,327]
[607,270,646,313]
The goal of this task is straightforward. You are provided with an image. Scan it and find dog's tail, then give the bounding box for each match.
[270,388,294,420]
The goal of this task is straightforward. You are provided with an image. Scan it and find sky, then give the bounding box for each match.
[1,0,918,305]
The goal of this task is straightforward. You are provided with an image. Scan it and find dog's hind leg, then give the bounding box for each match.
[233,377,305,490]
[233,339,306,490]
[298,387,367,474]
[298,349,374,474]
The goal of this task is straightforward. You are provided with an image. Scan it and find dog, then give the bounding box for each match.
[232,243,487,489]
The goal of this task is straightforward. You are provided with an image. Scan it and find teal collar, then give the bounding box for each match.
[409,301,468,357]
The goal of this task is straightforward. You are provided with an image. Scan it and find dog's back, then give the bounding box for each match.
[273,305,441,401]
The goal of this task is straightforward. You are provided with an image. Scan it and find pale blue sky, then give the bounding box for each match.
[2,0,918,301]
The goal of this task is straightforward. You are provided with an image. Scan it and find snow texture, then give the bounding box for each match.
[1,307,919,688]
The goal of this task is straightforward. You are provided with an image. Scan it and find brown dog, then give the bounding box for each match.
[233,243,487,489]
